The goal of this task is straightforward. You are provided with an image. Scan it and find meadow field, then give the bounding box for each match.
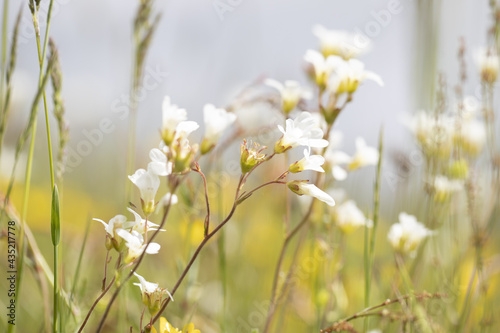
[0,0,499,332]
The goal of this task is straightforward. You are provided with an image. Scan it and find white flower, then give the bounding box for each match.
[455,118,486,156]
[477,47,499,84]
[324,131,350,180]
[312,24,371,59]
[287,180,335,206]
[127,208,163,234]
[328,56,383,94]
[161,193,178,207]
[348,137,379,171]
[201,104,236,154]
[304,49,338,88]
[148,148,171,176]
[133,272,173,316]
[432,175,463,202]
[173,121,199,142]
[275,111,329,153]
[289,148,325,173]
[162,96,187,132]
[333,200,372,234]
[405,111,454,157]
[264,79,312,114]
[162,96,189,145]
[94,214,130,238]
[387,212,433,255]
[129,168,160,215]
[116,229,161,263]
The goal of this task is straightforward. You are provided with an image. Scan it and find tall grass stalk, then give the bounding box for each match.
[0,0,8,136]
[51,185,61,333]
[0,7,20,159]
[363,128,383,331]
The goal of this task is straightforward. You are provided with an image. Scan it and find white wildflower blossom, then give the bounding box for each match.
[148,148,172,176]
[128,168,160,216]
[327,56,383,95]
[287,180,335,206]
[333,200,372,234]
[116,229,161,263]
[133,272,173,316]
[304,49,338,88]
[348,137,379,171]
[275,111,329,153]
[405,111,454,157]
[324,131,350,180]
[477,47,499,84]
[127,208,163,234]
[201,104,236,154]
[264,79,312,114]
[387,212,433,256]
[312,24,370,59]
[432,175,464,202]
[289,148,325,173]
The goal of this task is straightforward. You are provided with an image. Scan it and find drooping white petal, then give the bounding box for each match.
[148,148,171,176]
[300,183,335,206]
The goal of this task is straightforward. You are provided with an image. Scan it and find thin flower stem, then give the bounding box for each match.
[102,250,111,291]
[320,292,446,333]
[77,277,116,333]
[193,167,211,236]
[148,175,281,329]
[263,199,316,333]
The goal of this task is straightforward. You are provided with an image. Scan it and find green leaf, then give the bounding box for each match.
[51,184,60,246]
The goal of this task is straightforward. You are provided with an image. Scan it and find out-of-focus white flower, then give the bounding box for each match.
[127,208,163,234]
[455,118,486,156]
[129,168,160,216]
[348,137,379,171]
[289,148,325,173]
[312,24,370,59]
[148,148,172,176]
[287,180,335,206]
[405,111,454,157]
[323,131,350,180]
[328,57,383,94]
[161,96,188,145]
[275,111,329,153]
[387,212,433,255]
[304,49,338,88]
[265,79,312,114]
[333,200,372,234]
[201,104,236,154]
[432,175,463,202]
[116,229,161,263]
[173,121,199,142]
[477,47,499,84]
[133,272,173,316]
[161,193,178,207]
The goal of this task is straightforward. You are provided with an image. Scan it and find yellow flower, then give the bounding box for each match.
[152,318,200,333]
[182,323,201,333]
